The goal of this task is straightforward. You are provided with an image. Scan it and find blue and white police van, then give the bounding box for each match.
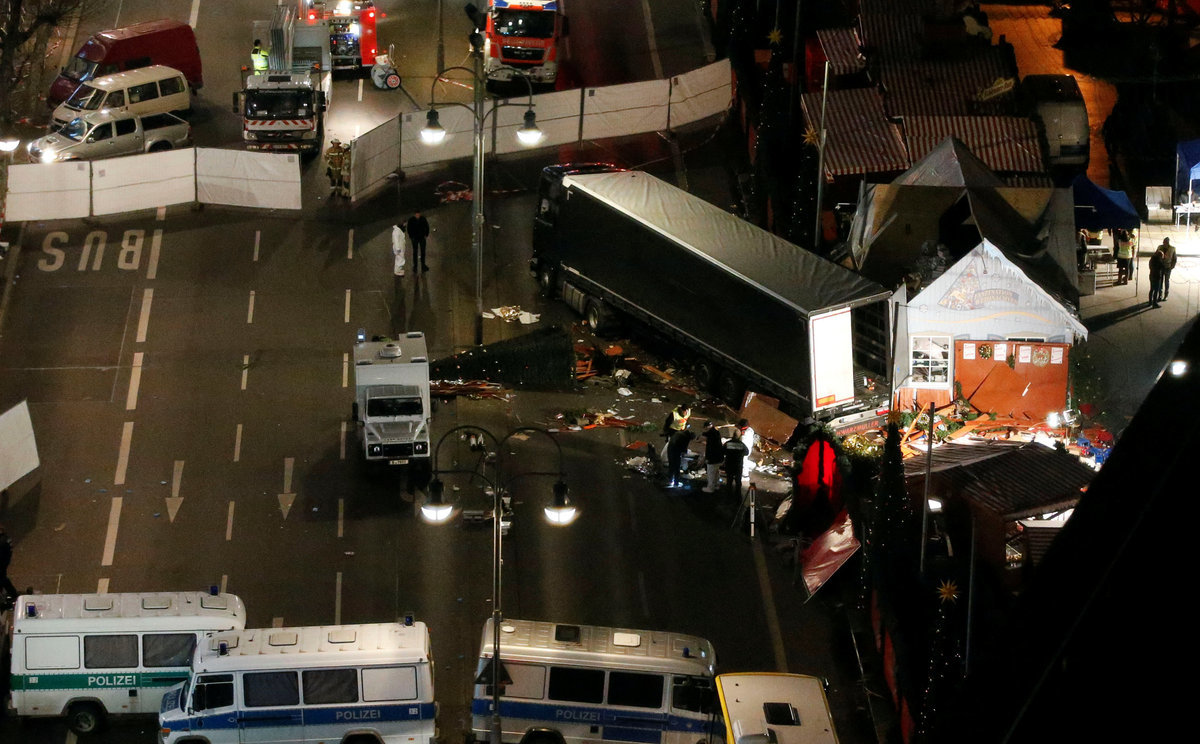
[470,618,719,744]
[158,620,437,744]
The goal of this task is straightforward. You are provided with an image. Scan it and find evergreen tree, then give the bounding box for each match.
[753,44,790,229]
[872,422,915,564]
[916,578,966,742]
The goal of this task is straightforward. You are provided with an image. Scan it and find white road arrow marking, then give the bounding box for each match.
[278,457,296,519]
[166,460,184,523]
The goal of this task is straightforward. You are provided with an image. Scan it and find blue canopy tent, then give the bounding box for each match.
[1072,174,1140,230]
[1176,138,1200,204]
[1072,174,1141,291]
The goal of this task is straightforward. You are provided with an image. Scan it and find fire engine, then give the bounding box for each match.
[303,0,379,70]
[235,3,331,153]
[479,0,567,86]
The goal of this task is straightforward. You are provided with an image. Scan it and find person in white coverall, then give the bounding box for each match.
[391,224,407,277]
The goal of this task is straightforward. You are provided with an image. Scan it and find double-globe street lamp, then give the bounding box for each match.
[420,425,577,744]
[421,4,544,346]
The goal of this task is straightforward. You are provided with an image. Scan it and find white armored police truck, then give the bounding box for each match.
[352,331,432,467]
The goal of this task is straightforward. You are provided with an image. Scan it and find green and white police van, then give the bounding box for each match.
[8,591,246,734]
[158,620,438,744]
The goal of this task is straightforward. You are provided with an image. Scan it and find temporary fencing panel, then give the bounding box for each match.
[2,60,733,222]
[92,149,196,216]
[401,105,478,169]
[351,116,401,202]
[668,59,732,128]
[196,149,302,210]
[4,161,90,222]
[0,400,39,491]
[494,89,581,155]
[582,79,670,140]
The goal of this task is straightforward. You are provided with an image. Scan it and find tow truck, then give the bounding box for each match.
[302,0,379,71]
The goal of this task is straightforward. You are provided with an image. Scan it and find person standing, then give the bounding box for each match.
[722,424,750,504]
[250,39,269,72]
[665,427,696,488]
[701,421,724,493]
[0,523,17,606]
[1115,228,1134,285]
[391,224,407,278]
[660,404,691,463]
[739,419,757,478]
[1149,243,1167,307]
[324,139,349,197]
[1159,237,1178,300]
[407,211,431,271]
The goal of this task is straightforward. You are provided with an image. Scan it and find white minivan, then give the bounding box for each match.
[8,591,247,734]
[52,64,191,130]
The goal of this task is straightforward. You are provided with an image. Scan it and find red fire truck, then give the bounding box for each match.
[479,0,567,87]
[302,0,379,70]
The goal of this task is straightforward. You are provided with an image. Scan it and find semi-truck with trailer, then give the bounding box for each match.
[352,331,432,466]
[235,3,331,153]
[531,165,893,432]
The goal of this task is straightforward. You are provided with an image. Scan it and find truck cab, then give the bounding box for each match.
[353,332,431,466]
[480,0,567,86]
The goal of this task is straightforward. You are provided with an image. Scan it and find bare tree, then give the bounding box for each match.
[0,0,93,126]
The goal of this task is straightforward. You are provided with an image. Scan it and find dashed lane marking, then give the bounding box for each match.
[101,497,123,567]
[125,352,144,411]
[114,422,134,485]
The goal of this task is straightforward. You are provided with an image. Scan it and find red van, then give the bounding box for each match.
[49,19,203,107]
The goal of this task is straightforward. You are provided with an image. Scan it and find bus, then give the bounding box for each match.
[158,620,437,744]
[8,590,246,734]
[714,673,838,744]
[470,617,719,744]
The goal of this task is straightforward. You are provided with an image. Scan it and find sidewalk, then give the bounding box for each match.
[1080,228,1198,432]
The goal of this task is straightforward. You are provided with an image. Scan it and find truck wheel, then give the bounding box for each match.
[66,702,105,735]
[384,72,401,89]
[351,402,359,422]
[717,371,746,408]
[586,299,616,335]
[693,361,716,392]
[148,142,172,153]
[538,265,557,298]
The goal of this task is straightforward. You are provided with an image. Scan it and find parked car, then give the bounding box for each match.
[27,110,191,163]
[52,65,191,131]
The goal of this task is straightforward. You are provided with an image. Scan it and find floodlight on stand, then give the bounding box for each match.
[543,480,577,525]
[516,109,544,146]
[420,109,446,145]
[1046,411,1062,428]
[421,479,455,524]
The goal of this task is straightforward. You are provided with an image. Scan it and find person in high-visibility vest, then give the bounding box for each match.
[325,139,349,197]
[250,39,269,72]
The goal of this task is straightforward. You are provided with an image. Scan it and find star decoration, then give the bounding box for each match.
[937,579,959,603]
[803,125,820,147]
[767,27,784,46]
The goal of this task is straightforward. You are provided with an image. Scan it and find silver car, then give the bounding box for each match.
[27,109,191,163]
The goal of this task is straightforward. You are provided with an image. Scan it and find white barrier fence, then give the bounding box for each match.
[5,148,302,222]
[4,59,730,221]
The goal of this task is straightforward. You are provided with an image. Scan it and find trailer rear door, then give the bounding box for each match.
[809,308,855,411]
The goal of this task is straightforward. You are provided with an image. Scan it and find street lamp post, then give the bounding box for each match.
[421,425,576,744]
[421,9,543,346]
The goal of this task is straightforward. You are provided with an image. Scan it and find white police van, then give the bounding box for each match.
[7,591,246,734]
[470,618,719,744]
[158,620,438,744]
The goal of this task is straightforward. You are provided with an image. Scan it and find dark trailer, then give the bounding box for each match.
[532,167,892,429]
